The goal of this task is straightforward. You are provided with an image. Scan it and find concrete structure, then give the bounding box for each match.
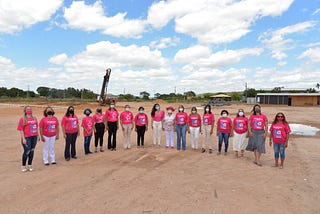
[257,93,320,106]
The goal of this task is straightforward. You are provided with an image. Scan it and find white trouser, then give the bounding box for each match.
[122,124,132,149]
[165,130,174,147]
[232,131,247,151]
[190,127,200,149]
[152,121,162,145]
[43,135,56,164]
[202,125,213,150]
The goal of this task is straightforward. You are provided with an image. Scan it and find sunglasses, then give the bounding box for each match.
[277,115,284,118]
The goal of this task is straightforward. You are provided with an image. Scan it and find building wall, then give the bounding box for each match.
[290,96,319,106]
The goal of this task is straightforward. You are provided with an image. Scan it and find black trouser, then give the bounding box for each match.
[136,125,146,146]
[107,122,117,149]
[21,136,37,166]
[94,123,105,147]
[65,132,78,159]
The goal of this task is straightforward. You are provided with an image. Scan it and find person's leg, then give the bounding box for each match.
[64,134,71,160]
[218,132,223,154]
[43,136,50,164]
[224,133,230,153]
[141,126,146,147]
[71,133,77,158]
[137,126,141,147]
[170,130,174,148]
[273,143,279,167]
[112,123,117,149]
[181,125,187,150]
[123,124,128,149]
[107,123,112,150]
[194,127,199,149]
[49,136,56,163]
[152,121,157,145]
[176,125,181,150]
[202,125,208,151]
[165,131,170,148]
[156,122,162,145]
[22,138,32,167]
[279,143,285,168]
[94,124,99,151]
[190,127,195,149]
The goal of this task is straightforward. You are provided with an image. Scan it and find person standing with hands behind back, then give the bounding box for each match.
[246,104,268,166]
[82,108,94,155]
[39,107,59,165]
[175,105,188,151]
[151,103,165,147]
[93,107,106,152]
[61,106,79,161]
[201,104,215,154]
[188,107,202,150]
[120,104,134,149]
[106,102,119,151]
[269,112,291,169]
[134,107,148,148]
[216,110,233,155]
[17,106,39,172]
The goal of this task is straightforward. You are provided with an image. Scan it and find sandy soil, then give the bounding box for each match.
[0,101,319,214]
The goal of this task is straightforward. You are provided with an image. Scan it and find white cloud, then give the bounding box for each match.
[149,37,180,49]
[174,45,263,67]
[0,0,62,34]
[298,47,320,63]
[260,21,316,60]
[148,0,293,44]
[49,53,68,65]
[312,8,320,15]
[63,0,147,38]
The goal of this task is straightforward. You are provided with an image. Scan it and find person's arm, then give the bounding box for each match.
[39,126,45,142]
[229,119,233,137]
[285,126,290,148]
[20,130,26,144]
[263,120,268,139]
[56,123,60,140]
[247,118,252,137]
[145,114,148,131]
[199,114,202,134]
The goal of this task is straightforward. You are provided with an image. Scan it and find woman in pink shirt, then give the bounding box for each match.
[17,106,38,172]
[175,105,188,151]
[134,106,148,147]
[39,107,59,165]
[105,102,119,151]
[269,112,291,169]
[93,107,106,152]
[151,103,165,146]
[201,104,215,154]
[61,106,79,161]
[120,104,134,149]
[232,108,248,158]
[216,110,233,155]
[188,107,202,150]
[246,104,268,166]
[81,108,94,155]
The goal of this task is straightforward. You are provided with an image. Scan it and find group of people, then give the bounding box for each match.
[17,103,291,172]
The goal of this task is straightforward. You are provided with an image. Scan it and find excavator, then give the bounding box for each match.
[98,68,115,105]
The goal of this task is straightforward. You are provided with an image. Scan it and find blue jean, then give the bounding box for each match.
[21,136,37,166]
[84,136,92,154]
[176,124,187,150]
[218,132,230,153]
[273,143,285,159]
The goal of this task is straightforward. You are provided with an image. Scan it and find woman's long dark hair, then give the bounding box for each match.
[43,106,55,117]
[151,103,160,117]
[65,106,74,117]
[272,112,288,124]
[251,104,261,115]
[204,104,212,114]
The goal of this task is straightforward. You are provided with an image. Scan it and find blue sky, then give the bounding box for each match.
[0,0,320,96]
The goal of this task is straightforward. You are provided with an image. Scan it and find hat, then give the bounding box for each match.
[166,106,175,111]
[83,108,92,114]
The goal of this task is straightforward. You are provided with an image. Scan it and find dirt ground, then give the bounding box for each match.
[0,101,319,214]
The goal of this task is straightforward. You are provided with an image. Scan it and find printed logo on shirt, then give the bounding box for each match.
[220,121,227,129]
[253,120,262,129]
[48,124,55,132]
[274,129,282,138]
[139,117,146,125]
[191,119,198,126]
[203,118,208,125]
[29,124,37,133]
[178,116,185,123]
[71,119,77,128]
[236,121,244,129]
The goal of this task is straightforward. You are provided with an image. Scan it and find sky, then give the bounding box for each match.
[0,0,320,96]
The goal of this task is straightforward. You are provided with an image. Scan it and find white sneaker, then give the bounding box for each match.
[28,165,33,172]
[21,166,27,172]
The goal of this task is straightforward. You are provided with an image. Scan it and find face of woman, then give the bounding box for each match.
[276,114,284,121]
[25,107,32,115]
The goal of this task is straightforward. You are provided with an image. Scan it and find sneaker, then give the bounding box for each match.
[21,166,27,172]
[171,146,174,149]
[166,146,169,148]
[51,162,57,165]
[72,156,77,159]
[100,148,104,152]
[28,165,33,172]
[44,163,50,166]
[217,152,221,155]
[224,152,228,156]
[209,149,212,154]
[95,147,98,153]
[201,148,206,153]
[65,158,70,161]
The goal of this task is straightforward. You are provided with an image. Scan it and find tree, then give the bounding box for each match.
[316,83,320,90]
[37,87,50,97]
[271,87,282,93]
[184,91,196,98]
[306,88,316,93]
[140,91,150,100]
[244,88,257,97]
[230,92,242,101]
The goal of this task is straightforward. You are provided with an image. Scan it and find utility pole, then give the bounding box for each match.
[27,85,30,99]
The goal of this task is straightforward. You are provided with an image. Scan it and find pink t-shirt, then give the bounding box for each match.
[233,117,248,134]
[188,114,201,128]
[249,114,268,130]
[39,116,59,137]
[105,109,119,122]
[81,116,94,137]
[269,123,291,144]
[17,117,38,138]
[134,113,148,126]
[152,110,165,122]
[93,113,105,124]
[61,115,79,134]
[120,111,134,124]
[203,113,215,125]
[217,117,232,134]
[175,112,189,125]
